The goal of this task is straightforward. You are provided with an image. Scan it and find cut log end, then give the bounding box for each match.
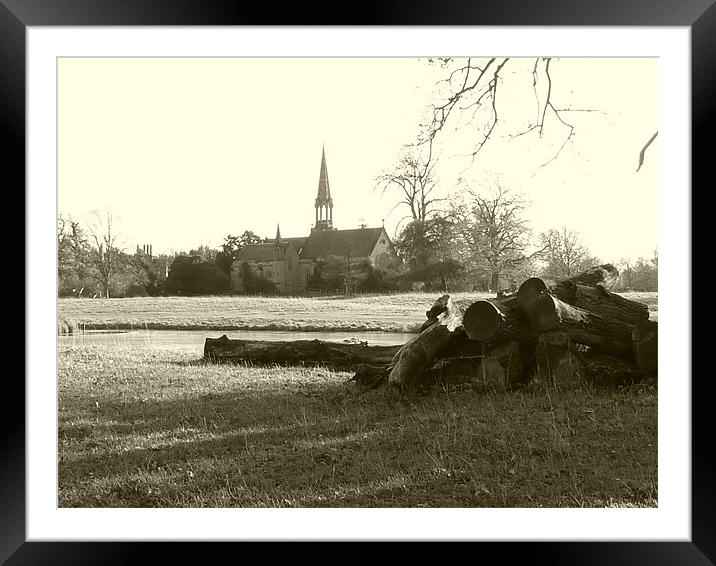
[463,300,504,342]
[516,277,552,315]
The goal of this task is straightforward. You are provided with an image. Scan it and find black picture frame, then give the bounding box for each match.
[8,1,708,564]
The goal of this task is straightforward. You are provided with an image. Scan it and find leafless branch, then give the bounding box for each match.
[636,130,658,172]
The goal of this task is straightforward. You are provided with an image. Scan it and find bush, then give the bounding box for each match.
[166,255,229,295]
[239,262,276,294]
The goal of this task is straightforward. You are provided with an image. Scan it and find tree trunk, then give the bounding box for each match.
[462,297,539,345]
[204,335,400,369]
[531,294,634,358]
[551,281,650,324]
[490,271,500,293]
[388,299,463,390]
[516,264,623,317]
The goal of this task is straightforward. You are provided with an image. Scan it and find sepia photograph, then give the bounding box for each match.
[56,55,659,510]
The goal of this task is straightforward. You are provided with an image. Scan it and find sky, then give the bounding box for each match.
[58,57,658,263]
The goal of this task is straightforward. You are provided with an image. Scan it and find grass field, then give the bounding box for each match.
[59,291,658,333]
[59,342,657,508]
[58,291,658,508]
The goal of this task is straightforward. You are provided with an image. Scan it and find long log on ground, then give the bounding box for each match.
[204,335,401,369]
[462,296,540,345]
[531,294,634,358]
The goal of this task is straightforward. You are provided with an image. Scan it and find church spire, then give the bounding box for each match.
[313,145,334,231]
[315,146,332,204]
[275,223,282,243]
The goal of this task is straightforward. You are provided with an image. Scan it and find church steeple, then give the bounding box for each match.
[275,223,282,243]
[314,146,334,231]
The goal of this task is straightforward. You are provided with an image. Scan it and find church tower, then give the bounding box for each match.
[313,146,334,231]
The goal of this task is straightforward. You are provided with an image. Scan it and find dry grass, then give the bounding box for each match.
[59,291,657,333]
[59,342,657,508]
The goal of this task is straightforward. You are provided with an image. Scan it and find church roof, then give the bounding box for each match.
[265,236,308,252]
[315,147,332,205]
[237,242,290,262]
[300,227,385,260]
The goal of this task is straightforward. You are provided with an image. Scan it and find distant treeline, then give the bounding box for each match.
[58,211,657,298]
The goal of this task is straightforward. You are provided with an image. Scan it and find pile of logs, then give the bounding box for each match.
[204,264,657,391]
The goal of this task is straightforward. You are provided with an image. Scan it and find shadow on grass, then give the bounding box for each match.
[59,374,658,508]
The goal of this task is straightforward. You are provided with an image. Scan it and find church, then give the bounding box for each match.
[230,148,397,294]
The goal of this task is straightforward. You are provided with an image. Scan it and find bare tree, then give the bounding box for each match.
[422,57,656,172]
[451,185,536,291]
[375,138,441,224]
[85,209,124,298]
[539,226,600,279]
[58,214,93,296]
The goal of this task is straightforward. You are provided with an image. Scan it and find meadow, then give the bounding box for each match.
[58,291,658,333]
[58,291,658,508]
[59,344,657,508]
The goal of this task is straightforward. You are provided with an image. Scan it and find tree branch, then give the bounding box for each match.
[636,130,658,172]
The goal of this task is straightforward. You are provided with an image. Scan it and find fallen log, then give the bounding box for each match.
[420,294,451,332]
[632,320,658,374]
[420,295,475,332]
[569,264,620,288]
[531,294,634,358]
[516,264,632,318]
[534,331,586,388]
[204,335,400,369]
[420,340,525,390]
[388,298,463,390]
[473,340,526,390]
[462,296,539,345]
[552,281,649,324]
[582,353,647,387]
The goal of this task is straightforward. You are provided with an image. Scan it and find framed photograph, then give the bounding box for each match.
[11,1,708,564]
